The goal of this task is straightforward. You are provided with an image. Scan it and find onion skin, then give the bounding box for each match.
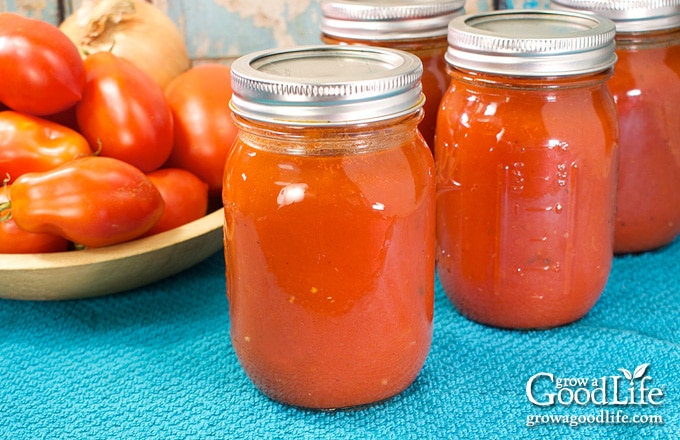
[59,0,191,89]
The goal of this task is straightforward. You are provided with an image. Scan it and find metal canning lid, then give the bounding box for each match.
[320,0,466,40]
[446,10,617,77]
[550,0,680,32]
[229,45,424,126]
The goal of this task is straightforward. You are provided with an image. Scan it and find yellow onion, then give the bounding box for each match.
[59,0,191,89]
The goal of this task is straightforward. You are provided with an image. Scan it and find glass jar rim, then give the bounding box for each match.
[445,10,617,77]
[230,45,425,126]
[320,0,465,40]
[550,0,680,32]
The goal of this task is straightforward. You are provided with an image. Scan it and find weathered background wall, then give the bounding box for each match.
[1,0,545,63]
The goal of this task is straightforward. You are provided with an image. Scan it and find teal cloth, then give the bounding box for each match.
[1,238,679,439]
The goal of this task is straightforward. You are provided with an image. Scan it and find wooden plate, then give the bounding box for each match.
[0,208,225,301]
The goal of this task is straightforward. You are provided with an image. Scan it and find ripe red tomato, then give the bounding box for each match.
[8,156,164,248]
[0,111,92,183]
[144,168,209,236]
[76,52,174,173]
[0,13,85,116]
[164,63,238,194]
[0,187,69,253]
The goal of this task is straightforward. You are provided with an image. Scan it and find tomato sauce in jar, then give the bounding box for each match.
[551,0,680,253]
[436,11,619,329]
[224,46,435,409]
[320,0,465,153]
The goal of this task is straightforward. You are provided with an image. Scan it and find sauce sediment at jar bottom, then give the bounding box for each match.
[224,134,435,409]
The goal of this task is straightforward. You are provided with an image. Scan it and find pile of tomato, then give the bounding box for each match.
[0,13,237,253]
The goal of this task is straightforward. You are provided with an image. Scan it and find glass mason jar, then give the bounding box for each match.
[550,0,680,253]
[435,11,619,329]
[224,45,436,409]
[319,0,465,153]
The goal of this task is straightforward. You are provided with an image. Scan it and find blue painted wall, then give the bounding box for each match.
[1,0,501,63]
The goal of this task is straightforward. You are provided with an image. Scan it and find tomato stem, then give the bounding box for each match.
[0,200,11,222]
[94,139,103,156]
[1,173,12,221]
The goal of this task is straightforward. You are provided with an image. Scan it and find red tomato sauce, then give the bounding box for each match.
[224,121,435,409]
[413,41,450,152]
[435,71,618,329]
[608,31,680,253]
[321,35,449,152]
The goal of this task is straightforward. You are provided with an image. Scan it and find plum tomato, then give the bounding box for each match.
[0,13,86,116]
[144,168,209,236]
[6,156,165,248]
[0,111,92,184]
[0,186,69,254]
[163,63,238,195]
[76,52,174,173]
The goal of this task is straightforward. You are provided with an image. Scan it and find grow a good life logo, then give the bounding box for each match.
[524,363,666,428]
[527,363,663,406]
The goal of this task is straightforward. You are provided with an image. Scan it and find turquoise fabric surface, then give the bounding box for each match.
[1,238,678,439]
